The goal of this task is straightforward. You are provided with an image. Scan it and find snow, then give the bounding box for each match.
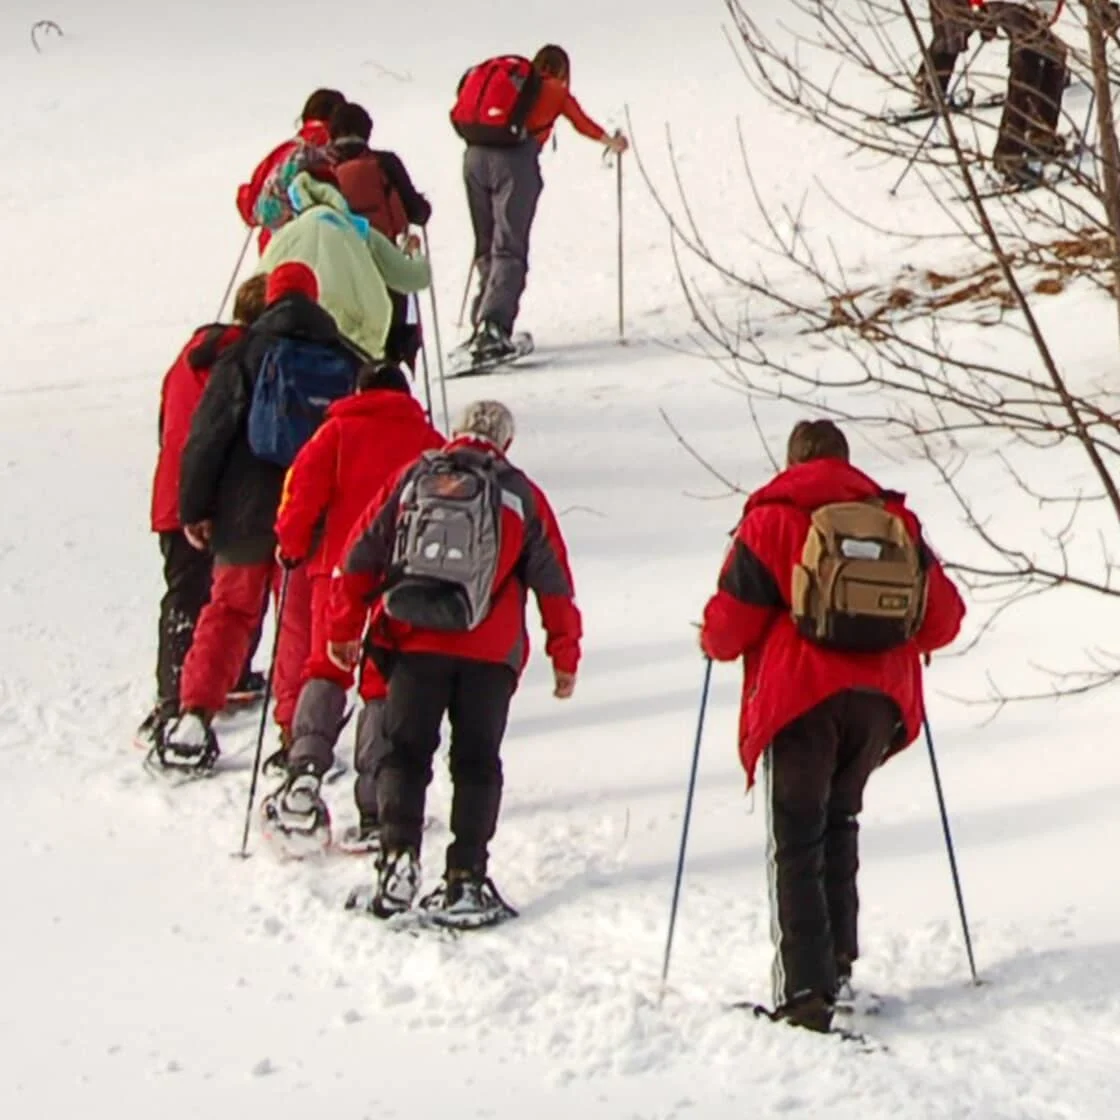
[3,1,1120,1117]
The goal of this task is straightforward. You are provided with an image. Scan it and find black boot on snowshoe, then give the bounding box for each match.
[471,320,518,364]
[261,726,292,780]
[135,701,176,752]
[260,764,332,859]
[337,813,381,855]
[417,869,519,930]
[756,990,835,1034]
[367,847,421,918]
[226,669,266,708]
[153,709,219,773]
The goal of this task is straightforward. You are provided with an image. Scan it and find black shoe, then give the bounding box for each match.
[470,320,517,363]
[135,701,176,750]
[763,991,835,1034]
[417,869,518,929]
[226,669,266,707]
[370,848,421,918]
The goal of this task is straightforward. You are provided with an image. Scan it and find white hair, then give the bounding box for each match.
[454,399,515,449]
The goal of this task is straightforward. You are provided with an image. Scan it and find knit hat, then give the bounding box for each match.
[453,400,515,450]
[265,261,319,306]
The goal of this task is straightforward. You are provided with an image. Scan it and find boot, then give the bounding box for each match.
[157,709,219,772]
[135,699,176,751]
[370,848,421,918]
[261,725,292,779]
[260,762,331,858]
[470,320,517,363]
[417,868,518,929]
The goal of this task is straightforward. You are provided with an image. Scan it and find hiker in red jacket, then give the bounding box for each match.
[136,274,269,752]
[701,419,965,1035]
[328,100,433,372]
[261,362,444,854]
[237,88,346,254]
[326,400,581,926]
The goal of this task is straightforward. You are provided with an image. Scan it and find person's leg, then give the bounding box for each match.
[154,530,212,718]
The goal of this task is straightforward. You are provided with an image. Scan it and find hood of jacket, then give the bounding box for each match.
[744,458,903,515]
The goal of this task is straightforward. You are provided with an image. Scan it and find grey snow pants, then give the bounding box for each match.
[464,140,544,334]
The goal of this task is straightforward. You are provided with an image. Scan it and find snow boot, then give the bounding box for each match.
[417,869,518,930]
[754,991,835,1035]
[471,320,518,364]
[368,848,421,918]
[260,764,331,859]
[261,725,293,779]
[336,815,381,855]
[226,669,266,708]
[155,709,219,773]
[134,700,176,751]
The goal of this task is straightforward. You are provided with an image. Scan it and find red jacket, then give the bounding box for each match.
[150,324,245,532]
[700,458,965,786]
[274,389,444,578]
[236,121,332,253]
[327,436,582,676]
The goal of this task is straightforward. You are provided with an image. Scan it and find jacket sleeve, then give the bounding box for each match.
[275,421,340,562]
[700,507,786,661]
[366,227,432,294]
[520,484,582,675]
[378,151,432,226]
[236,143,285,226]
[178,349,247,526]
[915,538,967,654]
[325,468,410,643]
[561,92,608,141]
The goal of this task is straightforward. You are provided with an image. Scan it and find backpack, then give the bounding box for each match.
[450,55,542,148]
[333,154,410,242]
[790,498,927,653]
[246,336,360,467]
[382,451,503,631]
[253,139,333,232]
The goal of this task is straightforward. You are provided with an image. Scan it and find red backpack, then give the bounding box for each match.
[450,55,542,147]
[334,153,410,242]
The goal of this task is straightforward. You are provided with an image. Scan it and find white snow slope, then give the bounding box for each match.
[3,1,1119,1117]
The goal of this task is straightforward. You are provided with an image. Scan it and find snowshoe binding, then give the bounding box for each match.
[415,870,519,931]
[260,767,332,860]
[448,321,534,378]
[346,848,421,919]
[148,710,219,778]
[134,701,175,752]
[225,669,266,709]
[336,818,381,856]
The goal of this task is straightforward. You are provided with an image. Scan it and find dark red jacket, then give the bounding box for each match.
[150,324,245,532]
[327,436,582,676]
[236,121,333,253]
[274,389,444,579]
[700,458,965,786]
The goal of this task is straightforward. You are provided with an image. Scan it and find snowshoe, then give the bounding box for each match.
[134,702,175,751]
[260,769,332,860]
[225,669,266,709]
[729,996,886,1051]
[148,710,219,776]
[415,870,519,930]
[447,322,534,378]
[336,820,381,856]
[346,848,421,919]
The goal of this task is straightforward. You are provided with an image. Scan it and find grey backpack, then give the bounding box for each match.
[382,450,503,631]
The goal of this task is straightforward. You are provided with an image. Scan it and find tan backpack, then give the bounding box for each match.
[790,499,927,652]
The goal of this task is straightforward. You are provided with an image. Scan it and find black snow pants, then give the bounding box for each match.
[994,21,1068,165]
[464,140,544,335]
[763,689,902,1009]
[378,652,516,875]
[915,0,977,101]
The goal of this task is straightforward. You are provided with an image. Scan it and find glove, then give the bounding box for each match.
[275,545,301,570]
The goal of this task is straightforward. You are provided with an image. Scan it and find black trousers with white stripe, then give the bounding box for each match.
[763,689,901,1008]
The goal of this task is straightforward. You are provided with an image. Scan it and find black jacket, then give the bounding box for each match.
[179,294,360,564]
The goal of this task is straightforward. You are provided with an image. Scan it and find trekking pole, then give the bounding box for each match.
[233,566,292,860]
[616,146,625,342]
[216,228,254,320]
[421,227,451,433]
[657,657,713,1005]
[456,260,476,329]
[923,712,980,985]
[890,38,987,197]
[414,298,435,421]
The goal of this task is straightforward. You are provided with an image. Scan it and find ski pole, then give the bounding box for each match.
[234,566,292,859]
[421,227,451,433]
[456,259,476,329]
[658,657,713,1005]
[616,146,625,342]
[414,297,435,422]
[890,38,987,197]
[216,227,254,320]
[923,712,980,985]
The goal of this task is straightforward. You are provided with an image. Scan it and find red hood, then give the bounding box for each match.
[745,458,901,514]
[444,434,507,458]
[326,389,431,425]
[299,120,331,145]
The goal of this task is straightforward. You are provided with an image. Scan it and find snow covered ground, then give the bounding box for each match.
[3,1,1119,1116]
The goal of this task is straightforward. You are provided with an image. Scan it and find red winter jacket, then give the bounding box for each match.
[236,120,333,253]
[274,389,444,579]
[327,436,582,676]
[700,458,966,786]
[150,324,245,532]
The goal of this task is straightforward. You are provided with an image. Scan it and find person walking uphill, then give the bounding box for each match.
[157,263,364,772]
[261,362,444,854]
[700,420,966,1035]
[452,45,629,368]
[327,400,582,928]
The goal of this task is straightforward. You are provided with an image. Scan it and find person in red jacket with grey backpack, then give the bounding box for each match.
[701,419,965,1036]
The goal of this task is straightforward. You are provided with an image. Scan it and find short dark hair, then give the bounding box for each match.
[232,273,268,325]
[532,45,570,80]
[786,419,850,466]
[329,101,373,142]
[356,362,411,394]
[301,88,346,124]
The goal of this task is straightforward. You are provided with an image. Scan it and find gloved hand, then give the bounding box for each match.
[275,545,301,570]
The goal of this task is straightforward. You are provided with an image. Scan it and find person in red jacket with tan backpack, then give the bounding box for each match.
[261,362,444,856]
[701,419,965,1036]
[136,274,269,752]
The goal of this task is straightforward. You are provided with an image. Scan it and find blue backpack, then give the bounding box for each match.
[247,335,360,467]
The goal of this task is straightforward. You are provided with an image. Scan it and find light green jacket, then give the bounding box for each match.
[257,173,430,359]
